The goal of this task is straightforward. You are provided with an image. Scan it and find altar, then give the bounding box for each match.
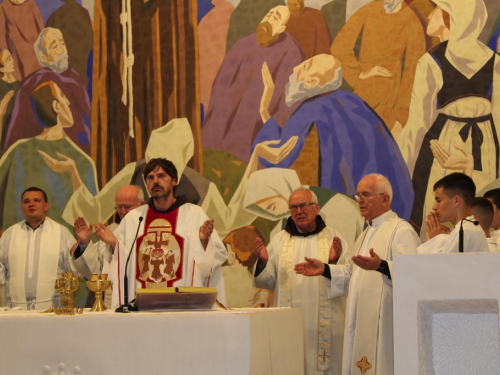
[0,307,304,375]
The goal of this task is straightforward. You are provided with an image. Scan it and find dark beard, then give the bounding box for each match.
[151,186,171,200]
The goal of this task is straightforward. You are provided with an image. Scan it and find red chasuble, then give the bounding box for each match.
[135,207,185,288]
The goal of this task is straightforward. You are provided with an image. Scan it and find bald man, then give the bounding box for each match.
[71,185,145,305]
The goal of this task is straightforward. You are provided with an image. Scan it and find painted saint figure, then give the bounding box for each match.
[331,0,425,135]
[0,80,97,232]
[3,28,91,155]
[398,0,500,237]
[253,54,414,220]
[202,5,305,162]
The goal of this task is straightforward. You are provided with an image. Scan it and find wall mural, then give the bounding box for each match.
[0,0,499,307]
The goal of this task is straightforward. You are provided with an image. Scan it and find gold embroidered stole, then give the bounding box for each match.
[351,213,402,373]
[9,219,61,310]
[278,228,332,371]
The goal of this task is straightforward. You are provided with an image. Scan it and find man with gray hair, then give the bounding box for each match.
[254,54,414,221]
[3,27,91,154]
[295,173,420,375]
[253,187,352,374]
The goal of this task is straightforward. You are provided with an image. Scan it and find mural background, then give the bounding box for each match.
[0,0,499,307]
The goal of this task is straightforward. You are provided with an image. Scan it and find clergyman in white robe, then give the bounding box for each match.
[0,217,78,310]
[328,210,420,375]
[254,215,351,375]
[111,199,228,309]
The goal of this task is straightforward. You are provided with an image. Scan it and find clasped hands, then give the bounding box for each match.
[425,211,450,239]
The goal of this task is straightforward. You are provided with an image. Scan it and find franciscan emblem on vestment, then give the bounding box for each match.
[138,218,181,286]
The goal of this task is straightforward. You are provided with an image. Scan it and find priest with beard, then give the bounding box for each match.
[252,54,414,220]
[110,158,228,310]
[3,28,91,155]
[201,5,304,163]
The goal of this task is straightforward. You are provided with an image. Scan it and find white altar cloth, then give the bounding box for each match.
[0,307,304,375]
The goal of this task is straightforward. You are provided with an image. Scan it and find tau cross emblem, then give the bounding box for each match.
[355,356,372,374]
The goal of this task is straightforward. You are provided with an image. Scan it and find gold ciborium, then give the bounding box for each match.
[86,274,111,312]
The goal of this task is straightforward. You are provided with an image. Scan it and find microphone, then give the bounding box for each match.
[116,216,143,313]
[458,218,479,253]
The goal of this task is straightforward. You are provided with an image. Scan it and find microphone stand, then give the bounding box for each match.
[458,217,479,253]
[116,216,143,313]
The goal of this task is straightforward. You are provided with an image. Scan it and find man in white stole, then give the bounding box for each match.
[418,173,488,254]
[0,187,78,310]
[253,188,351,375]
[296,174,420,375]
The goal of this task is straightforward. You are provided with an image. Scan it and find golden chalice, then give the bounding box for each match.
[86,274,111,312]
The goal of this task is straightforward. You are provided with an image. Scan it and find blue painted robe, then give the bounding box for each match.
[252,90,413,220]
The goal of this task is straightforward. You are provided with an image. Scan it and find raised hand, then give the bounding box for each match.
[94,222,117,248]
[74,216,93,246]
[260,62,275,123]
[199,219,214,240]
[253,237,269,265]
[199,219,214,250]
[329,236,342,264]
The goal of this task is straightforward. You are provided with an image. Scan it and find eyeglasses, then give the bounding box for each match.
[289,202,316,213]
[353,192,385,201]
[114,204,139,211]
